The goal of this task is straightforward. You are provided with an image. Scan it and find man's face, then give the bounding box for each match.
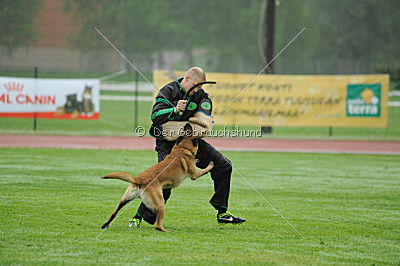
[188,78,204,96]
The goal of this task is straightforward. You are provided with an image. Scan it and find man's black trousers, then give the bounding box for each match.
[136,138,232,224]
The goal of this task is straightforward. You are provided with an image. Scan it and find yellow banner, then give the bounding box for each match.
[153,70,389,127]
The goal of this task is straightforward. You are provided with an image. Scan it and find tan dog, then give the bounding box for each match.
[101,124,214,232]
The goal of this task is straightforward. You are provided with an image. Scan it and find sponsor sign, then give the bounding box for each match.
[154,70,388,127]
[0,77,100,119]
[346,84,381,117]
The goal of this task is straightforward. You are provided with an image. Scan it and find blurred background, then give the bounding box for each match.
[0,0,399,138]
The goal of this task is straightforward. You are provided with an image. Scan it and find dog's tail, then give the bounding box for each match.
[102,172,135,183]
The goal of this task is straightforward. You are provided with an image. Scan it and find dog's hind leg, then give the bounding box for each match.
[153,192,167,232]
[101,184,140,229]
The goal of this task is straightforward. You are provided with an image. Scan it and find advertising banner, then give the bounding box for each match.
[0,77,100,119]
[154,70,388,127]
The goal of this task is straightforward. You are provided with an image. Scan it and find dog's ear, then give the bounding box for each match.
[183,123,193,137]
[176,136,184,145]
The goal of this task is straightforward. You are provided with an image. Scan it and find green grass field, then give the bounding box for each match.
[1,148,399,264]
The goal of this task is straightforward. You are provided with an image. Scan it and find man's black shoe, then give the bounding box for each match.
[217,211,246,224]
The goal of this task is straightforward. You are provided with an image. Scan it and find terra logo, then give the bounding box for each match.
[346,84,381,117]
[4,82,24,92]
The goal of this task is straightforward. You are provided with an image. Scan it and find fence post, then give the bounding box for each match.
[134,70,139,130]
[33,66,38,131]
[261,0,276,135]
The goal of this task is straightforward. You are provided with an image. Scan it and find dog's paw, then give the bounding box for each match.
[156,227,168,232]
[207,161,214,169]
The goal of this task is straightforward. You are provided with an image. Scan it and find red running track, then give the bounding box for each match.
[1,135,400,155]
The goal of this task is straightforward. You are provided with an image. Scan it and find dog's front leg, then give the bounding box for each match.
[190,161,214,180]
[152,187,168,232]
[141,184,168,232]
[155,204,167,232]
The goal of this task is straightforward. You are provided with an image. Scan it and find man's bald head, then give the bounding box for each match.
[184,67,206,83]
[180,67,207,95]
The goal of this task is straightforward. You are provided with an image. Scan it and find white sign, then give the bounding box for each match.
[0,77,100,119]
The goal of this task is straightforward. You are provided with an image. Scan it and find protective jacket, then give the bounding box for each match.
[149,78,212,138]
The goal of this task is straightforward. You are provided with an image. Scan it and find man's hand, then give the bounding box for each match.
[174,100,187,113]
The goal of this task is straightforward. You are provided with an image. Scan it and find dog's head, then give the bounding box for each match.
[175,123,199,155]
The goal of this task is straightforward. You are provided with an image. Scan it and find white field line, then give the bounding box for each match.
[100,69,128,81]
[99,95,400,107]
[100,81,154,92]
[100,95,153,101]
[98,118,128,129]
[388,91,400,97]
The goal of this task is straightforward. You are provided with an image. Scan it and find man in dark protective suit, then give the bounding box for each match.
[130,67,246,228]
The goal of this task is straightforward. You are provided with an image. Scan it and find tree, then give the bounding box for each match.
[274,0,400,74]
[62,0,263,73]
[0,0,42,55]
[63,0,166,68]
